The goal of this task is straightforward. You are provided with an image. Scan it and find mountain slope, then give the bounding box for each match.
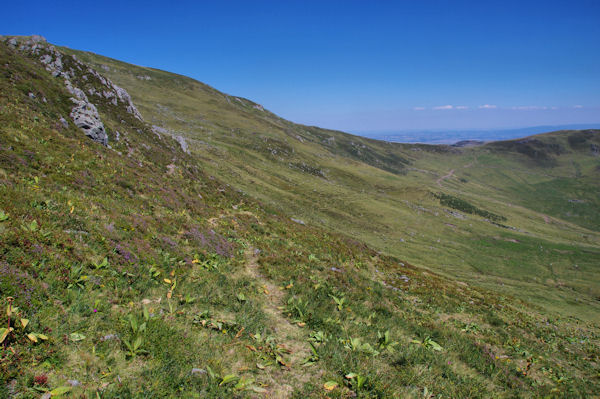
[63,45,600,321]
[1,36,599,398]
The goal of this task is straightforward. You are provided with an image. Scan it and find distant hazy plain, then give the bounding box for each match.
[356,123,600,144]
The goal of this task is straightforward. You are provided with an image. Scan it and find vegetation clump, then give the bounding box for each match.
[436,193,507,222]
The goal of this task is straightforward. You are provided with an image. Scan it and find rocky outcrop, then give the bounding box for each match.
[173,135,189,153]
[3,35,189,156]
[152,125,189,153]
[69,99,108,146]
[1,35,144,147]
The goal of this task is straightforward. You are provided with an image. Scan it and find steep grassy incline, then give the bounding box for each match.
[64,47,600,321]
[1,37,599,398]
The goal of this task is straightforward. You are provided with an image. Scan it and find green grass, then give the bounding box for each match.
[0,36,599,398]
[61,47,600,322]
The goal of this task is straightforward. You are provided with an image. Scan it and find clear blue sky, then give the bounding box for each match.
[3,0,600,132]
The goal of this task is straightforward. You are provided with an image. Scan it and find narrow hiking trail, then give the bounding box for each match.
[436,169,455,187]
[243,247,316,397]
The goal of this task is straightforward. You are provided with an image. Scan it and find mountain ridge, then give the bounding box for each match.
[1,35,599,398]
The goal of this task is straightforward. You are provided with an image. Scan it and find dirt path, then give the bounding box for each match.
[243,247,315,398]
[436,169,455,187]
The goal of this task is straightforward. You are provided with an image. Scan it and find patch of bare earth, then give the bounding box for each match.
[436,169,455,187]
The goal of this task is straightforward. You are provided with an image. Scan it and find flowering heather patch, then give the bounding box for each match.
[0,261,35,306]
[185,226,235,258]
[114,243,138,264]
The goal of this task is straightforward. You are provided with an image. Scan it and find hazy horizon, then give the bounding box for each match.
[352,123,600,144]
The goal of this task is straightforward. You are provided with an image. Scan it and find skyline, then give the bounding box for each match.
[3,0,599,132]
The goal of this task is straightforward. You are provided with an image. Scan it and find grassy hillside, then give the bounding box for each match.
[1,36,599,398]
[64,47,600,322]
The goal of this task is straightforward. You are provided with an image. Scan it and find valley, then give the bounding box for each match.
[0,36,598,398]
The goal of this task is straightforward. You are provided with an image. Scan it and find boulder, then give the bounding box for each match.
[70,99,108,146]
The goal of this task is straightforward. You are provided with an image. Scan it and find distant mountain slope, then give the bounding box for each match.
[62,44,600,322]
[1,35,599,398]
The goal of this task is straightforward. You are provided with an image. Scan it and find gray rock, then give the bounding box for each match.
[291,218,305,225]
[29,35,46,43]
[70,99,108,146]
[39,54,52,64]
[65,80,87,101]
[191,368,207,375]
[152,125,167,138]
[174,135,189,153]
[67,379,81,387]
[111,84,143,120]
[59,117,68,129]
[100,333,119,341]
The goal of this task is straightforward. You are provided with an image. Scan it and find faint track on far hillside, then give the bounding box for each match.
[437,169,455,187]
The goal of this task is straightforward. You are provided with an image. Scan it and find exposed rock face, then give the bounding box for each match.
[174,135,189,153]
[70,99,108,146]
[2,35,145,146]
[3,35,190,156]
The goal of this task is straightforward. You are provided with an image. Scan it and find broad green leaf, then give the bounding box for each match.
[133,335,143,351]
[20,318,29,329]
[0,327,12,343]
[323,381,338,391]
[429,340,443,351]
[219,374,238,386]
[50,386,72,396]
[357,375,367,389]
[234,376,254,390]
[37,333,49,340]
[27,333,38,343]
[206,365,216,379]
[70,332,86,342]
[129,315,138,332]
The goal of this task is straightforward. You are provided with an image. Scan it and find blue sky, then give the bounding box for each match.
[3,0,600,132]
